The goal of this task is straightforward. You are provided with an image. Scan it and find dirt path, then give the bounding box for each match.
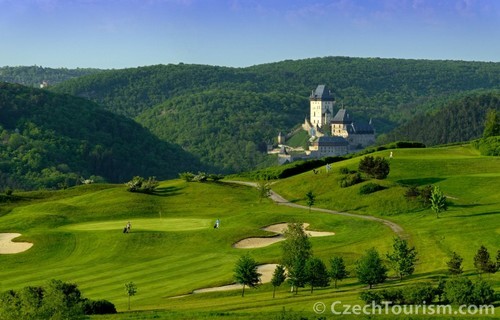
[225,180,407,238]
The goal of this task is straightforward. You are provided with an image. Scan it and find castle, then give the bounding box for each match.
[277,85,375,163]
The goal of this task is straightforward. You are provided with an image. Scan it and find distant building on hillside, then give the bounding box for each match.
[304,84,375,156]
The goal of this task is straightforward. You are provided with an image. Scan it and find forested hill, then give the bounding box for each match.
[0,66,102,88]
[380,90,500,146]
[47,57,500,173]
[0,82,204,190]
[51,57,500,129]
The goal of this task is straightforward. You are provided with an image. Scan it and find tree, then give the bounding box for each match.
[386,237,418,281]
[125,282,137,311]
[430,185,447,218]
[329,256,349,289]
[271,264,286,298]
[287,259,307,295]
[358,156,390,179]
[233,254,261,297]
[256,179,271,203]
[281,223,312,270]
[447,252,463,275]
[483,109,500,138]
[305,257,330,293]
[496,250,500,272]
[473,245,496,276]
[356,248,388,289]
[305,191,315,213]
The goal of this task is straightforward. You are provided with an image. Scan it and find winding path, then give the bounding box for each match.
[225,180,407,238]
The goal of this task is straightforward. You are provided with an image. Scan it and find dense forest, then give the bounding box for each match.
[380,91,500,146]
[0,66,101,88]
[0,82,204,190]
[2,57,500,181]
[49,57,500,172]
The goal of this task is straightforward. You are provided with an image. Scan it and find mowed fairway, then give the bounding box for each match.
[0,178,393,313]
[1,144,499,319]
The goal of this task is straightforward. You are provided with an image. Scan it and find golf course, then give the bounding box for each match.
[0,144,499,319]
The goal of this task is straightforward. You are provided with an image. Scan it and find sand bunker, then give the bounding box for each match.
[193,263,278,294]
[0,233,33,254]
[233,223,335,249]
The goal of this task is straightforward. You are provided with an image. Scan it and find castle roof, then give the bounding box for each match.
[351,121,375,134]
[314,136,349,146]
[332,109,351,124]
[310,85,335,101]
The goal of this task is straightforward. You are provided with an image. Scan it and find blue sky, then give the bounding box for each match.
[1,0,499,68]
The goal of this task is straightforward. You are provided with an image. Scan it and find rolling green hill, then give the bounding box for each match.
[381,91,500,146]
[49,57,500,173]
[0,82,204,190]
[0,144,498,319]
[0,65,102,88]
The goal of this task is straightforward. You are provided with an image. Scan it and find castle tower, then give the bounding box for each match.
[309,85,335,129]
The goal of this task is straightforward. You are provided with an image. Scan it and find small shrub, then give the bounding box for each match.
[193,172,208,182]
[444,277,474,305]
[208,174,224,182]
[83,299,117,315]
[359,183,384,195]
[379,288,404,305]
[402,282,435,304]
[339,172,362,188]
[359,290,383,304]
[339,167,350,174]
[179,172,195,182]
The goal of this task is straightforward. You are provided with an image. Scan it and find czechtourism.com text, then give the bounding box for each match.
[313,301,495,316]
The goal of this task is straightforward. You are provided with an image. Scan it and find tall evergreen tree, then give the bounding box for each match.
[305,191,315,213]
[356,248,387,289]
[473,245,496,276]
[233,254,261,297]
[281,223,312,267]
[483,109,500,138]
[386,237,418,281]
[329,256,349,289]
[271,264,286,298]
[305,257,330,293]
[447,252,464,275]
[430,185,447,218]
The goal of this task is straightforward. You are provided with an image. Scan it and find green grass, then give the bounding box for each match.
[1,144,499,319]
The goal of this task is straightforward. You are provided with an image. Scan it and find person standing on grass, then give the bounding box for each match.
[126,221,131,233]
[214,219,220,229]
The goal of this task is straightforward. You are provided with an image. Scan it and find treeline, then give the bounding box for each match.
[380,91,500,146]
[0,82,205,190]
[0,65,101,87]
[51,57,500,130]
[137,90,306,172]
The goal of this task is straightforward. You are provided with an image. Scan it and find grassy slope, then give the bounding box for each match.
[0,180,392,312]
[1,145,499,319]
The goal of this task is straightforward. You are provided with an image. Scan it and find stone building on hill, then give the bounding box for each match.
[304,84,375,156]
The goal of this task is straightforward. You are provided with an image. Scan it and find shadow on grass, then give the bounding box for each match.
[151,186,184,197]
[453,210,500,218]
[397,177,446,186]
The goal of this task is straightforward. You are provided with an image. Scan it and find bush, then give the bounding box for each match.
[339,172,362,188]
[402,282,435,304]
[359,182,384,195]
[179,172,195,182]
[83,299,117,315]
[379,288,404,305]
[472,279,495,305]
[5,188,13,196]
[403,185,433,207]
[126,176,158,193]
[339,167,350,174]
[358,156,390,179]
[474,136,500,156]
[443,277,474,305]
[359,290,383,304]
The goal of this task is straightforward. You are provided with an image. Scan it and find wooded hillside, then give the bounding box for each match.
[50,57,500,172]
[0,82,204,190]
